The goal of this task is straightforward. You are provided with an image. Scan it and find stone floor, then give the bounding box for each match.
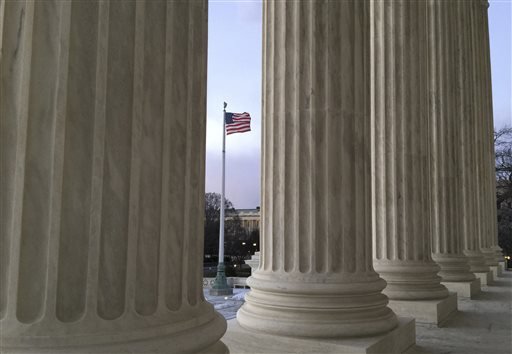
[412,271,512,354]
[204,288,249,320]
[205,270,512,354]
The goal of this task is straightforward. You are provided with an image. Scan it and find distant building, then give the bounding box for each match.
[226,207,260,232]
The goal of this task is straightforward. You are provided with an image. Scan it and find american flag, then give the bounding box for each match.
[225,112,251,135]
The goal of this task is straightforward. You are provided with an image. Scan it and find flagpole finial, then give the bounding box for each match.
[223,102,227,109]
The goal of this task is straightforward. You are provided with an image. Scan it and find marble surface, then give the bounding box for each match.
[204,289,248,321]
[475,0,502,268]
[443,279,482,299]
[224,318,415,354]
[372,0,449,302]
[209,271,512,354]
[244,251,260,275]
[210,271,512,354]
[238,0,400,341]
[475,271,494,286]
[412,271,512,354]
[1,1,226,352]
[388,293,458,326]
[428,0,476,284]
[1,0,502,352]
[456,1,494,275]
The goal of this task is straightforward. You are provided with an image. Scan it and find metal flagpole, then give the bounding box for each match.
[219,102,226,267]
[210,102,232,296]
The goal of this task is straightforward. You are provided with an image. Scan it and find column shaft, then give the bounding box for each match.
[480,0,503,263]
[238,0,398,338]
[372,0,449,301]
[470,0,495,266]
[460,0,493,272]
[0,1,225,352]
[428,0,476,283]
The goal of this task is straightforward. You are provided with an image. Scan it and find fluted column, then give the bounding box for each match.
[479,0,503,266]
[428,0,476,285]
[0,1,225,352]
[237,0,399,339]
[372,0,449,304]
[469,0,497,268]
[459,1,494,277]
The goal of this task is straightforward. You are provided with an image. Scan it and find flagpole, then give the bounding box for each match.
[210,102,232,296]
[219,103,226,266]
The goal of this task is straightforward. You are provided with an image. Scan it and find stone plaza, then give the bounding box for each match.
[211,275,511,353]
[1,0,509,353]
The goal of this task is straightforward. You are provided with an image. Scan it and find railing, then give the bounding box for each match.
[203,277,248,289]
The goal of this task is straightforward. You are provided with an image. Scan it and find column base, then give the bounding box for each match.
[499,261,506,273]
[475,271,493,286]
[199,341,229,354]
[223,317,415,354]
[490,265,502,279]
[442,279,481,298]
[387,292,457,326]
[239,275,399,338]
[2,340,228,354]
[1,311,227,354]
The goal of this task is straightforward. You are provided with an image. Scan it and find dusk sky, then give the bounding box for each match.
[206,0,512,209]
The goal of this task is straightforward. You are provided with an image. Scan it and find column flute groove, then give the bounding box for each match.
[45,0,72,320]
[1,0,35,322]
[85,0,108,317]
[126,0,145,315]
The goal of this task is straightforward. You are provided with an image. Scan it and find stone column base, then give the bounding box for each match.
[475,271,494,286]
[442,279,481,298]
[223,318,415,354]
[2,341,228,354]
[1,311,227,354]
[387,293,457,326]
[490,265,502,279]
[498,261,506,273]
[199,341,229,354]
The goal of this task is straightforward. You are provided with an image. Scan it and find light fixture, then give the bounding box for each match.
[253,243,257,246]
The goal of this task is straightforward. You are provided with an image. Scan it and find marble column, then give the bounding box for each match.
[0,1,226,353]
[458,0,494,286]
[244,251,260,275]
[479,0,504,273]
[372,0,456,325]
[428,0,480,298]
[470,0,498,271]
[235,1,414,352]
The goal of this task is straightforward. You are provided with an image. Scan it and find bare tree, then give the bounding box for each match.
[495,126,512,182]
[495,126,512,256]
[204,192,235,259]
